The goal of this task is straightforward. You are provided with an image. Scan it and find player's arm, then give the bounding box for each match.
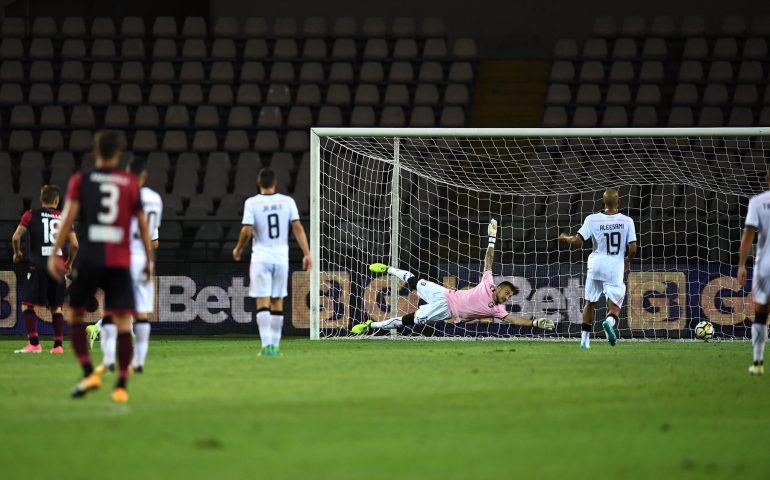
[737,227,757,288]
[291,220,313,271]
[483,219,498,272]
[558,232,584,246]
[501,314,555,330]
[624,241,638,273]
[233,225,253,262]
[48,200,80,282]
[64,231,79,274]
[11,225,26,263]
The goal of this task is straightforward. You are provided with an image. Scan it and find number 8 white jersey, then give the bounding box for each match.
[242,193,300,264]
[577,212,637,284]
[130,186,163,260]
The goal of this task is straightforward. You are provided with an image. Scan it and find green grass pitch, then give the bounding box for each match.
[1,337,769,480]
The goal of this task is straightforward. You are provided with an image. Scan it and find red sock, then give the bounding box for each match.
[52,313,65,347]
[116,332,133,387]
[23,309,39,346]
[70,323,93,376]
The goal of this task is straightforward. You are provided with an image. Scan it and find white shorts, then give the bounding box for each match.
[753,269,770,305]
[413,279,451,324]
[249,261,289,298]
[130,256,154,314]
[584,277,626,307]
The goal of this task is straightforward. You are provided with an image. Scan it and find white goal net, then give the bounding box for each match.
[309,128,770,341]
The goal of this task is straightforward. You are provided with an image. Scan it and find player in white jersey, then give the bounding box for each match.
[559,188,637,349]
[88,158,161,373]
[233,168,312,356]
[737,181,770,375]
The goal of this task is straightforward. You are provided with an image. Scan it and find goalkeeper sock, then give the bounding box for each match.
[101,323,117,367]
[371,317,403,329]
[269,312,283,347]
[256,309,271,348]
[604,315,617,329]
[752,312,768,363]
[386,267,414,283]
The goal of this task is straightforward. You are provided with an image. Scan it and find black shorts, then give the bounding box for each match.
[69,267,135,315]
[21,266,67,308]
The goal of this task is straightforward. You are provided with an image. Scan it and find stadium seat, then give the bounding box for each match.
[270,62,295,82]
[10,105,35,127]
[641,38,667,59]
[192,131,218,152]
[32,17,56,36]
[38,130,64,152]
[147,152,171,172]
[244,17,268,36]
[217,195,243,218]
[722,15,746,35]
[452,39,477,59]
[62,39,86,59]
[223,131,250,152]
[553,39,578,60]
[409,106,435,127]
[733,84,759,105]
[572,106,597,127]
[51,152,76,172]
[389,62,414,82]
[350,106,376,127]
[605,84,631,105]
[418,62,443,82]
[612,38,636,59]
[273,17,298,37]
[727,107,754,126]
[393,39,418,59]
[444,84,469,105]
[359,62,384,83]
[57,83,83,104]
[672,84,698,105]
[180,62,205,83]
[668,107,694,127]
[579,61,604,82]
[681,16,705,36]
[29,38,54,59]
[380,106,405,127]
[296,84,321,106]
[392,17,416,37]
[121,17,145,37]
[0,83,21,105]
[621,16,646,36]
[0,38,23,59]
[331,39,357,60]
[228,106,253,128]
[69,130,93,152]
[678,61,703,83]
[702,84,728,105]
[273,39,298,59]
[265,84,290,105]
[244,39,269,60]
[183,17,207,37]
[635,85,661,105]
[153,39,177,60]
[153,17,177,37]
[421,17,446,36]
[208,84,234,106]
[172,168,198,198]
[209,61,234,82]
[104,105,130,127]
[90,62,114,82]
[298,62,323,83]
[542,106,568,127]
[333,17,357,36]
[326,84,352,105]
[257,106,283,128]
[302,38,326,60]
[682,38,708,59]
[583,38,608,59]
[316,106,343,126]
[87,84,112,106]
[91,18,115,37]
[29,83,54,105]
[362,17,386,36]
[638,61,664,83]
[698,107,724,127]
[70,105,95,127]
[91,39,116,59]
[363,39,388,59]
[287,106,312,128]
[0,18,25,36]
[742,38,767,59]
[135,106,160,127]
[133,131,159,152]
[177,152,202,171]
[165,105,190,128]
[608,61,634,83]
[354,84,380,105]
[20,152,45,170]
[303,17,327,36]
[178,85,204,105]
[384,84,409,105]
[576,84,601,104]
[284,131,310,152]
[423,38,448,59]
[0,61,23,82]
[210,39,236,61]
[712,38,738,59]
[195,106,220,128]
[121,39,145,60]
[329,62,354,82]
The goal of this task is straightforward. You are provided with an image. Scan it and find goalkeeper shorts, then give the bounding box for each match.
[584,277,626,307]
[414,279,452,324]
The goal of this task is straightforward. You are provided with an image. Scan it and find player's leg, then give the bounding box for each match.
[581,279,602,349]
[48,277,66,353]
[96,316,117,373]
[250,261,275,355]
[602,283,625,347]
[370,262,415,283]
[266,263,289,354]
[15,269,43,353]
[749,273,769,375]
[104,268,137,402]
[86,318,101,349]
[131,261,153,372]
[68,270,103,397]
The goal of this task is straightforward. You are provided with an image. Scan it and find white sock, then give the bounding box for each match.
[752,323,767,363]
[371,317,403,329]
[270,314,283,348]
[256,311,271,348]
[95,318,103,329]
[581,329,590,346]
[101,324,117,366]
[605,316,616,328]
[386,267,414,283]
[133,322,151,367]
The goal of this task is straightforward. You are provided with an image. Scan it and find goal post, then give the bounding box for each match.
[309,127,770,341]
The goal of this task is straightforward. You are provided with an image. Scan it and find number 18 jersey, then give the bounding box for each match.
[577,212,637,284]
[241,193,300,264]
[19,207,63,268]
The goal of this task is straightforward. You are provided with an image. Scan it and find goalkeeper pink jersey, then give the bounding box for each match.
[444,271,509,323]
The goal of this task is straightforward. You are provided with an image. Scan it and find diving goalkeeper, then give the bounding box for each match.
[352,220,555,334]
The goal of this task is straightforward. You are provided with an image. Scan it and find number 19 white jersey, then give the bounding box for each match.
[746,191,770,276]
[577,212,637,284]
[242,193,300,264]
[130,186,163,261]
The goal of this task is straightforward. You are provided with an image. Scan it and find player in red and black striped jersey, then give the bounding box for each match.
[48,130,154,403]
[11,185,78,354]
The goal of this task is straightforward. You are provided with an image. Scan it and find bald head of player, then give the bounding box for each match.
[39,185,60,209]
[93,130,126,168]
[258,168,277,194]
[602,188,620,212]
[128,157,148,187]
[493,280,515,304]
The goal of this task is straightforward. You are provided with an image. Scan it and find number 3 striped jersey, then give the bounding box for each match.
[66,168,142,269]
[241,193,300,263]
[577,212,637,284]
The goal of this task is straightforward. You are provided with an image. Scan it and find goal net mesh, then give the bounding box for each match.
[314,133,768,340]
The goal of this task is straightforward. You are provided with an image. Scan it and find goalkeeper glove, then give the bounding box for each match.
[532,318,555,330]
[488,219,498,248]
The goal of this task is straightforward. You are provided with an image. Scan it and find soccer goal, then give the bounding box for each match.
[309,127,770,341]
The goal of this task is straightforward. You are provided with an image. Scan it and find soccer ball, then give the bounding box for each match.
[694,321,714,341]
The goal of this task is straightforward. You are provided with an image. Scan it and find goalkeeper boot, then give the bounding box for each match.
[749,362,764,376]
[369,263,388,274]
[86,324,100,350]
[351,320,372,335]
[602,319,617,346]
